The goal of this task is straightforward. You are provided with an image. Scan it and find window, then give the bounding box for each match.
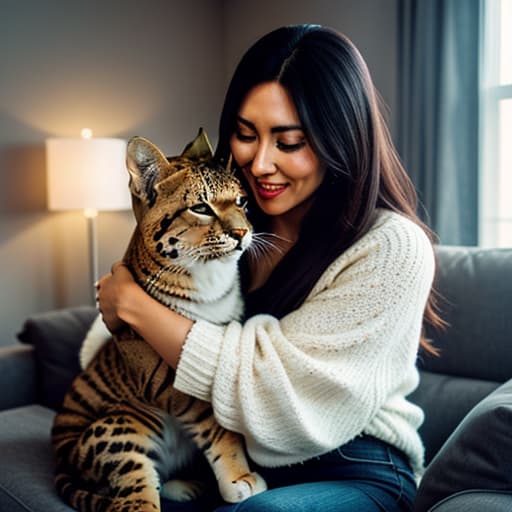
[480,0,512,247]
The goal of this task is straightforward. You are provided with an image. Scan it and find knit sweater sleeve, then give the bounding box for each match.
[173,212,435,466]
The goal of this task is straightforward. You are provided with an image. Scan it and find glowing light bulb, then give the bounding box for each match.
[84,208,98,218]
[81,128,93,139]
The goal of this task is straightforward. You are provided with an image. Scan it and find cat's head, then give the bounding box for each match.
[126,129,252,267]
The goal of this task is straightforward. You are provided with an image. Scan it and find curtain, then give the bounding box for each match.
[397,0,481,245]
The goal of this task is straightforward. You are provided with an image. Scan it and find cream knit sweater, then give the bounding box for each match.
[174,209,435,476]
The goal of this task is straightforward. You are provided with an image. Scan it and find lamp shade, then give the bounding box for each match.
[46,137,131,211]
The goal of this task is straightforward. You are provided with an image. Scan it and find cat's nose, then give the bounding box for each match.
[231,228,248,249]
[231,228,248,240]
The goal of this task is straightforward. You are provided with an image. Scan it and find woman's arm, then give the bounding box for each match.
[96,262,194,368]
[97,214,434,471]
[173,213,435,468]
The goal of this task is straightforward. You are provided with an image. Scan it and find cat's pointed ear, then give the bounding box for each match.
[126,136,168,205]
[181,128,213,160]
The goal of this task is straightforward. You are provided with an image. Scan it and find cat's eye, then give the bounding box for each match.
[236,195,248,208]
[189,203,214,216]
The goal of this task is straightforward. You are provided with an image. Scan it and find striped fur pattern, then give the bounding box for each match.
[51,130,266,511]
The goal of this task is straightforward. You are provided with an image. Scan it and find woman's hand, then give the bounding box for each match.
[95,261,134,333]
[96,260,194,368]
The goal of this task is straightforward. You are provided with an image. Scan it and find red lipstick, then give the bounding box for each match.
[255,181,288,199]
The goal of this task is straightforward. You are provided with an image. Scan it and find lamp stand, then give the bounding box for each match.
[85,209,99,306]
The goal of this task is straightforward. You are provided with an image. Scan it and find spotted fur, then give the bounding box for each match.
[51,130,266,512]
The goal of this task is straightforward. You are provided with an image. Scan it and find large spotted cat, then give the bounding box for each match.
[51,129,266,512]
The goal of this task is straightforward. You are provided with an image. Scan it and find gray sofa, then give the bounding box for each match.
[0,245,511,512]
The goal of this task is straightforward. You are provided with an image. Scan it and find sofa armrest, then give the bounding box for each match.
[0,344,37,410]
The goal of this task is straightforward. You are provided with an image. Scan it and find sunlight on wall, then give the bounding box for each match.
[500,0,512,84]
[480,0,512,247]
[3,77,161,138]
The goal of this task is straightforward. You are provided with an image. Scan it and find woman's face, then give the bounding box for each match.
[230,81,325,219]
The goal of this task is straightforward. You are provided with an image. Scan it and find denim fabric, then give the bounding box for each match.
[161,435,417,512]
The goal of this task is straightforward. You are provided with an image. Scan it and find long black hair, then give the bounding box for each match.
[215,25,442,353]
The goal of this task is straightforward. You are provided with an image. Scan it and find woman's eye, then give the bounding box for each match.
[235,130,256,142]
[276,140,306,152]
[189,203,214,216]
[235,195,248,208]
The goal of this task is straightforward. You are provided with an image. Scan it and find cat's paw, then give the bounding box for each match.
[220,471,267,503]
[160,479,204,502]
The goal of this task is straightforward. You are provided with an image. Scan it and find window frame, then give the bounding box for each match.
[479,0,512,247]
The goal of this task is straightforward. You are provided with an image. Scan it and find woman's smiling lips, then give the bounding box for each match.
[255,180,289,199]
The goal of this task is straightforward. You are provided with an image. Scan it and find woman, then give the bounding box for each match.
[97,25,442,511]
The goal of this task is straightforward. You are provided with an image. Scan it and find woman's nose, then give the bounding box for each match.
[250,141,276,176]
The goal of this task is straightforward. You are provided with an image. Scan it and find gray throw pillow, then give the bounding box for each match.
[17,306,97,410]
[414,378,512,512]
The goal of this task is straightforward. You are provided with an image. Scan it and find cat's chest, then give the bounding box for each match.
[188,256,240,302]
[166,256,243,323]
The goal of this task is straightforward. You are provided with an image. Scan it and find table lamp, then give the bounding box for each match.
[46,130,131,304]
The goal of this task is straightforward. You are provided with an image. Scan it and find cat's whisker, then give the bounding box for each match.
[256,232,293,245]
[248,233,285,257]
[245,233,286,268]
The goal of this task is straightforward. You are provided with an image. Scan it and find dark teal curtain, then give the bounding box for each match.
[397,0,481,245]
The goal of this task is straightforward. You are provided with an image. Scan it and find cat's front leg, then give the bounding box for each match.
[203,428,267,503]
[172,393,267,503]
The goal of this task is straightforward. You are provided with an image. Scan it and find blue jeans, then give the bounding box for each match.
[161,436,417,512]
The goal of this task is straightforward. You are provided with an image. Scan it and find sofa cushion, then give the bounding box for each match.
[409,370,499,464]
[414,378,512,512]
[0,407,219,512]
[426,490,512,512]
[0,344,38,410]
[0,405,73,512]
[423,246,512,382]
[17,306,97,410]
